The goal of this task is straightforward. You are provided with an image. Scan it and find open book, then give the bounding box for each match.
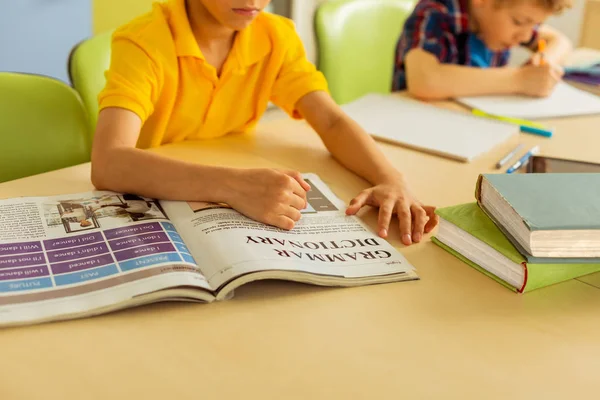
[0,174,417,327]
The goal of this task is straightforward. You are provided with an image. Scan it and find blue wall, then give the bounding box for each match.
[0,0,92,82]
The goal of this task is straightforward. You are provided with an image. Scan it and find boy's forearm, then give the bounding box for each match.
[297,91,402,185]
[91,147,234,202]
[318,115,403,186]
[409,64,521,99]
[405,49,522,99]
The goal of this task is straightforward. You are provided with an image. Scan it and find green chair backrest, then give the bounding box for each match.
[0,72,91,183]
[68,30,113,134]
[315,0,416,104]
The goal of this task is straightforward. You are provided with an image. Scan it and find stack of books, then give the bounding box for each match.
[564,63,600,88]
[564,63,600,96]
[433,173,600,293]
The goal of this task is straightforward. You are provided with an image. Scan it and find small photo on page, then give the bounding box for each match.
[43,194,169,235]
[303,179,338,213]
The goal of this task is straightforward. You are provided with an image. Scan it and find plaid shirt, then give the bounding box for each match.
[393,0,537,90]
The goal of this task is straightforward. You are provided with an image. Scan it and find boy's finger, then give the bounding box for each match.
[292,191,308,210]
[377,201,395,238]
[552,64,565,76]
[410,205,428,243]
[423,206,439,233]
[550,68,563,82]
[284,207,302,222]
[346,191,370,215]
[396,202,412,245]
[286,174,308,207]
[285,170,311,191]
[290,192,307,210]
[272,215,296,231]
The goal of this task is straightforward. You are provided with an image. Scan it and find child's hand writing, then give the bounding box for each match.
[223,169,310,231]
[518,63,563,97]
[345,178,438,245]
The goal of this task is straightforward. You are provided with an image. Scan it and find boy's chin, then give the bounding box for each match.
[226,15,260,30]
[226,20,255,30]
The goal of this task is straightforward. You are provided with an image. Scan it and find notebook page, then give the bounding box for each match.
[341,94,517,162]
[457,82,600,120]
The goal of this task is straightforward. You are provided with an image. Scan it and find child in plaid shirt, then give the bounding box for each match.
[393,0,572,99]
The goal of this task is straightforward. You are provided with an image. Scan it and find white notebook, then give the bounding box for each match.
[341,94,518,162]
[457,82,600,120]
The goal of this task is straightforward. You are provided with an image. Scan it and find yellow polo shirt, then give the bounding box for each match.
[98,0,328,149]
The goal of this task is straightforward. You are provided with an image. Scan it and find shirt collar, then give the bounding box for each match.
[169,0,203,58]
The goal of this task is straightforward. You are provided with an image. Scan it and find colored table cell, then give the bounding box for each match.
[43,232,104,251]
[119,253,182,272]
[0,277,53,293]
[0,241,43,256]
[114,243,176,262]
[108,232,170,251]
[0,253,46,269]
[51,254,115,275]
[103,223,163,240]
[46,243,109,263]
[54,264,119,286]
[0,266,50,281]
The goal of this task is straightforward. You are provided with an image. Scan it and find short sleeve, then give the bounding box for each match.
[98,35,161,122]
[270,27,329,119]
[397,6,459,64]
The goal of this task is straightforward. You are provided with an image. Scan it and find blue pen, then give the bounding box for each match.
[520,125,553,138]
[506,145,540,174]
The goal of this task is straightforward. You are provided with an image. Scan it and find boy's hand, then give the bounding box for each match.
[224,168,310,230]
[518,63,563,97]
[345,178,438,245]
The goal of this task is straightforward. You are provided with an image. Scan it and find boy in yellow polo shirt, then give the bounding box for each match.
[92,0,438,245]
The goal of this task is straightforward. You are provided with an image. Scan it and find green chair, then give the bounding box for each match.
[68,30,113,134]
[315,0,415,104]
[0,72,91,183]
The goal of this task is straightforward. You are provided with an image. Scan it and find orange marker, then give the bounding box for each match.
[537,39,547,66]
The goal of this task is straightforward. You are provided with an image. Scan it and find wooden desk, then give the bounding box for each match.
[581,0,600,51]
[2,102,600,400]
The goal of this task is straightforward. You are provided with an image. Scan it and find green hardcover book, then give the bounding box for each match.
[475,173,600,259]
[433,203,600,293]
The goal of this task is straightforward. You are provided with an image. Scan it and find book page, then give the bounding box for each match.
[159,174,416,290]
[0,191,211,325]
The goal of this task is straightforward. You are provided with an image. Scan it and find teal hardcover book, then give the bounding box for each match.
[475,173,600,259]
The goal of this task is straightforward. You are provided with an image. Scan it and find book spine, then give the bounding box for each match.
[474,174,484,204]
[518,262,529,293]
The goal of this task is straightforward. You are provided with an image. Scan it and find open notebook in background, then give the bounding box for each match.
[563,48,600,71]
[341,94,518,162]
[457,82,600,120]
